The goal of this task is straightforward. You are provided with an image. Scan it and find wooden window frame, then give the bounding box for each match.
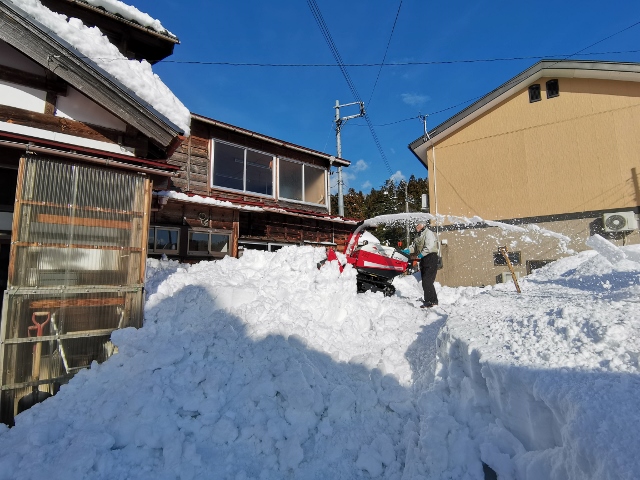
[210,139,275,198]
[277,157,327,207]
[187,228,232,258]
[148,226,181,255]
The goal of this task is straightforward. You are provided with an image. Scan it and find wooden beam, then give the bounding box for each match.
[43,91,57,116]
[12,241,143,252]
[0,104,122,144]
[35,213,132,230]
[0,64,67,96]
[29,297,125,309]
[7,159,25,287]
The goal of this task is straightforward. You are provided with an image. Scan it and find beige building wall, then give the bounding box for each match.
[435,218,640,288]
[426,77,640,220]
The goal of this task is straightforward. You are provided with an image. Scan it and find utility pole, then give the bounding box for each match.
[334,100,365,217]
[404,181,410,247]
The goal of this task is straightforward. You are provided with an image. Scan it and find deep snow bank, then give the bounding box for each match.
[0,247,444,479]
[405,241,640,480]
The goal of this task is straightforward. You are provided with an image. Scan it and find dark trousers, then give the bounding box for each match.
[420,252,439,305]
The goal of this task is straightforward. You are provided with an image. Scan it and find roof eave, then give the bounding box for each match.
[0,0,184,151]
[59,0,180,44]
[408,59,640,159]
[192,113,351,167]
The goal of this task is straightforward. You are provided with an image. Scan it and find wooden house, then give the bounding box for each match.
[0,0,355,425]
[409,60,640,287]
[0,0,184,424]
[149,113,356,261]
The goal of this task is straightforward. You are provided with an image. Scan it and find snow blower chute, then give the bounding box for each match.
[322,223,409,297]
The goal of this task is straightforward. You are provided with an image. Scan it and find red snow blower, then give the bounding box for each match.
[321,224,410,296]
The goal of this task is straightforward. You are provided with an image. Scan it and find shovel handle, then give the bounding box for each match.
[28,312,50,381]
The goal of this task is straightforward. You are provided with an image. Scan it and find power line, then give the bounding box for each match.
[367,0,403,106]
[307,0,394,177]
[345,20,640,130]
[154,49,640,67]
[348,95,486,127]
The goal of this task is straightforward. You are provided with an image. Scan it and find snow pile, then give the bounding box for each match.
[82,0,175,37]
[0,236,638,479]
[405,237,640,479]
[0,246,440,479]
[10,0,190,135]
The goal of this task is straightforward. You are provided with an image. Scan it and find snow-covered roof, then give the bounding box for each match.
[79,0,176,38]
[6,0,190,136]
[156,191,358,225]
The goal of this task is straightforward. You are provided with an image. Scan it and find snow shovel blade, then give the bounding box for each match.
[17,390,52,414]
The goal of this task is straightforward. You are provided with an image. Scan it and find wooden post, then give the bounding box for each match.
[499,245,521,293]
[139,179,152,285]
[7,158,26,287]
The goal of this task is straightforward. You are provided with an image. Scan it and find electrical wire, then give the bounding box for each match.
[367,0,403,106]
[307,0,394,177]
[153,49,640,67]
[346,21,640,130]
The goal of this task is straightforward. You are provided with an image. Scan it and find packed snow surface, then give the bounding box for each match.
[10,0,190,135]
[0,237,639,479]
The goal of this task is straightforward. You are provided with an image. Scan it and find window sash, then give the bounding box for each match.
[187,230,232,256]
[211,140,274,196]
[278,158,326,205]
[148,227,180,254]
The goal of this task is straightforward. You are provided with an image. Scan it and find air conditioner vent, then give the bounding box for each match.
[498,272,520,283]
[603,211,638,233]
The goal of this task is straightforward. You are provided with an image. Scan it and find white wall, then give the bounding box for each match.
[1,40,126,131]
[0,79,46,112]
[0,40,45,74]
[56,86,126,131]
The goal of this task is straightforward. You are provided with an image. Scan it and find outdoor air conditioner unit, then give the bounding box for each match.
[602,211,638,233]
[499,272,520,283]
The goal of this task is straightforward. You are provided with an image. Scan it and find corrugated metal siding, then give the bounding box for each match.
[0,155,149,424]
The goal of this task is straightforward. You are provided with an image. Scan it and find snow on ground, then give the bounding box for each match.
[0,236,638,479]
[407,238,640,480]
[10,0,191,135]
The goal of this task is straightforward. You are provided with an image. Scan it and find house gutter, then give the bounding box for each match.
[192,114,350,167]
[0,138,178,176]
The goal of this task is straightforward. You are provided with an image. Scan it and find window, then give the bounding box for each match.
[526,259,555,274]
[528,84,541,103]
[212,140,274,196]
[493,251,521,266]
[279,159,326,205]
[187,229,231,257]
[546,79,559,98]
[148,226,180,254]
[239,241,291,255]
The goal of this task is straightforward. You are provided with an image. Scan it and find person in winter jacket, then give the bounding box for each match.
[403,222,439,307]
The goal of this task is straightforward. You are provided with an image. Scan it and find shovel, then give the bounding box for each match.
[17,312,53,414]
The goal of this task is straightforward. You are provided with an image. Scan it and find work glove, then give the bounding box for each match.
[417,253,423,259]
[401,248,410,255]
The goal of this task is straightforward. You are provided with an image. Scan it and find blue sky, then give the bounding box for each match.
[135,0,640,193]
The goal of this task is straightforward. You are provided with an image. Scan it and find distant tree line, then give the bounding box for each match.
[330,175,429,248]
